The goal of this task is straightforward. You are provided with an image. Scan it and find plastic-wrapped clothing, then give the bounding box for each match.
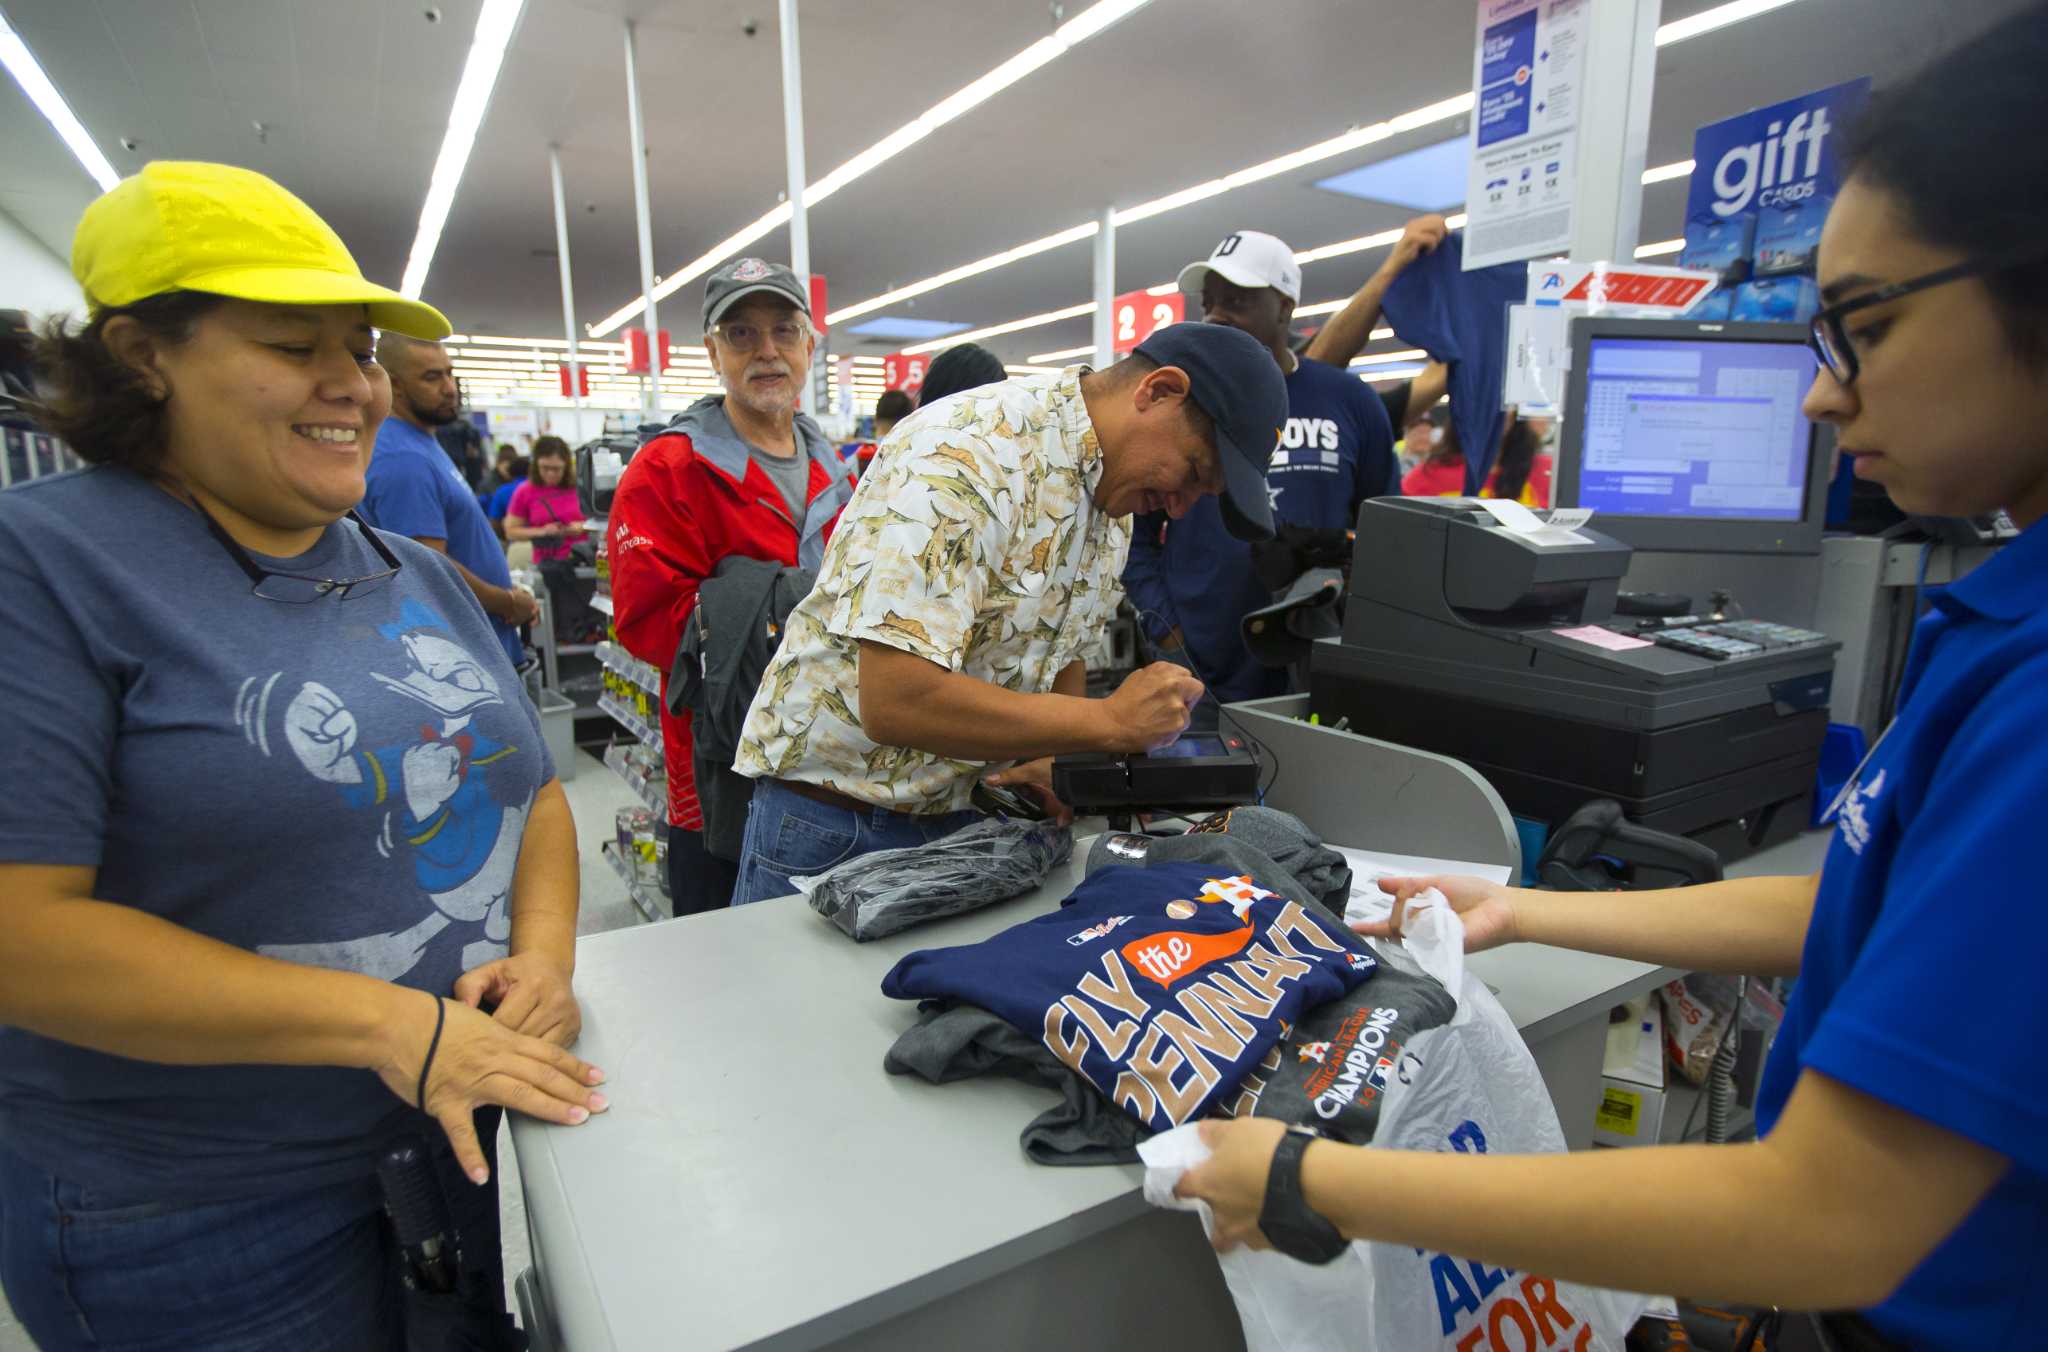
[801,816,1071,941]
[1085,807,1353,918]
[883,1003,1147,1166]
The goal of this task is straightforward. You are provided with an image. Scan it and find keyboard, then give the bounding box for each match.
[1651,620,1830,662]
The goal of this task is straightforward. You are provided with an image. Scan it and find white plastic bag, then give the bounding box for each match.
[1138,885,1648,1352]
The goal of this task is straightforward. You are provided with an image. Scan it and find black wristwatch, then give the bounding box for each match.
[1258,1125,1348,1264]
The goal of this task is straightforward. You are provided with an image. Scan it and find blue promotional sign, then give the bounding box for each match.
[1477,7,1537,147]
[1680,78,1870,320]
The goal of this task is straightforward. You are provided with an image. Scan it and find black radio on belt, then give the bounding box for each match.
[1051,734,1261,810]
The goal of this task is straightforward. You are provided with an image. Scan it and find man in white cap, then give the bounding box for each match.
[1122,230,1399,709]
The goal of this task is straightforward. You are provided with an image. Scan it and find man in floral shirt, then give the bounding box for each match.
[729,323,1288,905]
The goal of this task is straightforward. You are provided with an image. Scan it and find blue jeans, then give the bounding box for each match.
[0,1110,505,1351]
[733,779,977,906]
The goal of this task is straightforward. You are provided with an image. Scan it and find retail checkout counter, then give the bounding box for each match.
[506,500,1846,1348]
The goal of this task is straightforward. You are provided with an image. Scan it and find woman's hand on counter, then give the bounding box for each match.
[1351,874,1523,954]
[454,951,582,1047]
[377,988,607,1184]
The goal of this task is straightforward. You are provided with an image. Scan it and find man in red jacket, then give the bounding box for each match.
[608,258,854,915]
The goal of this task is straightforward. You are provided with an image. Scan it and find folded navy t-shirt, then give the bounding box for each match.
[883,861,1377,1132]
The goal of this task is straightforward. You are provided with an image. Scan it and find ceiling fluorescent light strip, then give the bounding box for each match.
[825,221,1100,326]
[899,302,1096,355]
[825,0,1798,326]
[0,10,119,189]
[592,0,1153,337]
[1655,0,1801,46]
[1026,343,1095,363]
[400,0,525,299]
[1346,349,1429,368]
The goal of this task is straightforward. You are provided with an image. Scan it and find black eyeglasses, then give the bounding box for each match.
[1809,247,2048,385]
[189,498,403,602]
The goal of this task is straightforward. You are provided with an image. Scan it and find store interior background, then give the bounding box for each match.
[0,0,2031,1346]
[3,0,2030,435]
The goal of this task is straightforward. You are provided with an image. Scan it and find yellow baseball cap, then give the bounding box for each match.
[71,161,451,340]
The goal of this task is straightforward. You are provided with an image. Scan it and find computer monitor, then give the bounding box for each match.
[1554,316,1831,554]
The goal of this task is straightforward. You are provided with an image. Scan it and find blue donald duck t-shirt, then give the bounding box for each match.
[0,467,554,1200]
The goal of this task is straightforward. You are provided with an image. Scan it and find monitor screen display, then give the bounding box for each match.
[1575,337,1820,522]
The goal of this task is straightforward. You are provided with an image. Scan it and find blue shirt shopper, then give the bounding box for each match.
[364,416,524,669]
[1124,354,1395,703]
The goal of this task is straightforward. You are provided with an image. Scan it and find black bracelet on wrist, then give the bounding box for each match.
[415,995,447,1112]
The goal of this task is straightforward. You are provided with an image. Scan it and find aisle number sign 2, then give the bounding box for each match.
[883,353,929,393]
[1113,290,1185,355]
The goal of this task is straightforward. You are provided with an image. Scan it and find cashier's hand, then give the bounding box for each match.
[1352,874,1521,954]
[982,758,1075,826]
[1100,663,1205,754]
[1174,1118,1291,1253]
[454,951,583,1047]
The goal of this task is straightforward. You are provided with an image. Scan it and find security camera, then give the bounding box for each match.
[741,19,758,37]
[424,6,443,22]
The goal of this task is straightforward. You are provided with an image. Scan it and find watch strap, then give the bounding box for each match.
[1259,1127,1348,1264]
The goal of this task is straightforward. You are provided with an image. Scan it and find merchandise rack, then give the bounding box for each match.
[602,741,666,817]
[599,840,664,924]
[598,693,661,747]
[596,640,662,693]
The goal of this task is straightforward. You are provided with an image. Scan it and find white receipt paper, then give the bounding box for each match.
[1473,498,1594,547]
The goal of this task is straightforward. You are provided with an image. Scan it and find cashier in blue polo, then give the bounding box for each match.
[1178,13,2048,1346]
[1123,230,1397,705]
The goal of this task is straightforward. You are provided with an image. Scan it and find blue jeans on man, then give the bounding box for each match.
[732,779,977,907]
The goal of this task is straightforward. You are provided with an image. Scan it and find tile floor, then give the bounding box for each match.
[0,749,652,1350]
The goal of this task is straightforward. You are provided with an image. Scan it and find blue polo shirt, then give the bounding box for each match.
[1123,356,1395,703]
[364,418,522,668]
[1755,520,2048,1349]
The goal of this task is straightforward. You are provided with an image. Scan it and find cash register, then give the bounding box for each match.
[1311,317,1842,861]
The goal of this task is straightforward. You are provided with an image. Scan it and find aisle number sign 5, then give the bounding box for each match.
[882,353,929,392]
[1113,290,1185,354]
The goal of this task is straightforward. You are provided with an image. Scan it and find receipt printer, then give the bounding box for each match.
[1309,498,1838,860]
[1052,734,1260,811]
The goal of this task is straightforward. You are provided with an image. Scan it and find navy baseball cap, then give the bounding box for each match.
[1134,322,1287,541]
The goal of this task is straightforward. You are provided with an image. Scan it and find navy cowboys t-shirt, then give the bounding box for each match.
[0,468,554,1200]
[883,861,1377,1131]
[1124,355,1396,702]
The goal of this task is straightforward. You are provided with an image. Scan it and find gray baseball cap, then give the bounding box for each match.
[702,257,810,329]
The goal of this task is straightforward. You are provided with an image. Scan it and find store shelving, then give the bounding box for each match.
[597,640,662,693]
[598,692,661,747]
[600,840,664,923]
[602,742,666,816]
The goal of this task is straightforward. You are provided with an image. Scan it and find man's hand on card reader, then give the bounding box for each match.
[1098,662,1205,754]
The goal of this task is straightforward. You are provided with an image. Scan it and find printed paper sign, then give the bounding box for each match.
[1465,0,1588,270]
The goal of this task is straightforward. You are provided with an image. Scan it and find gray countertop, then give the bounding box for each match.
[512,829,1832,1352]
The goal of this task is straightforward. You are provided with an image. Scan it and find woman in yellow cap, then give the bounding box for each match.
[0,162,604,1349]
